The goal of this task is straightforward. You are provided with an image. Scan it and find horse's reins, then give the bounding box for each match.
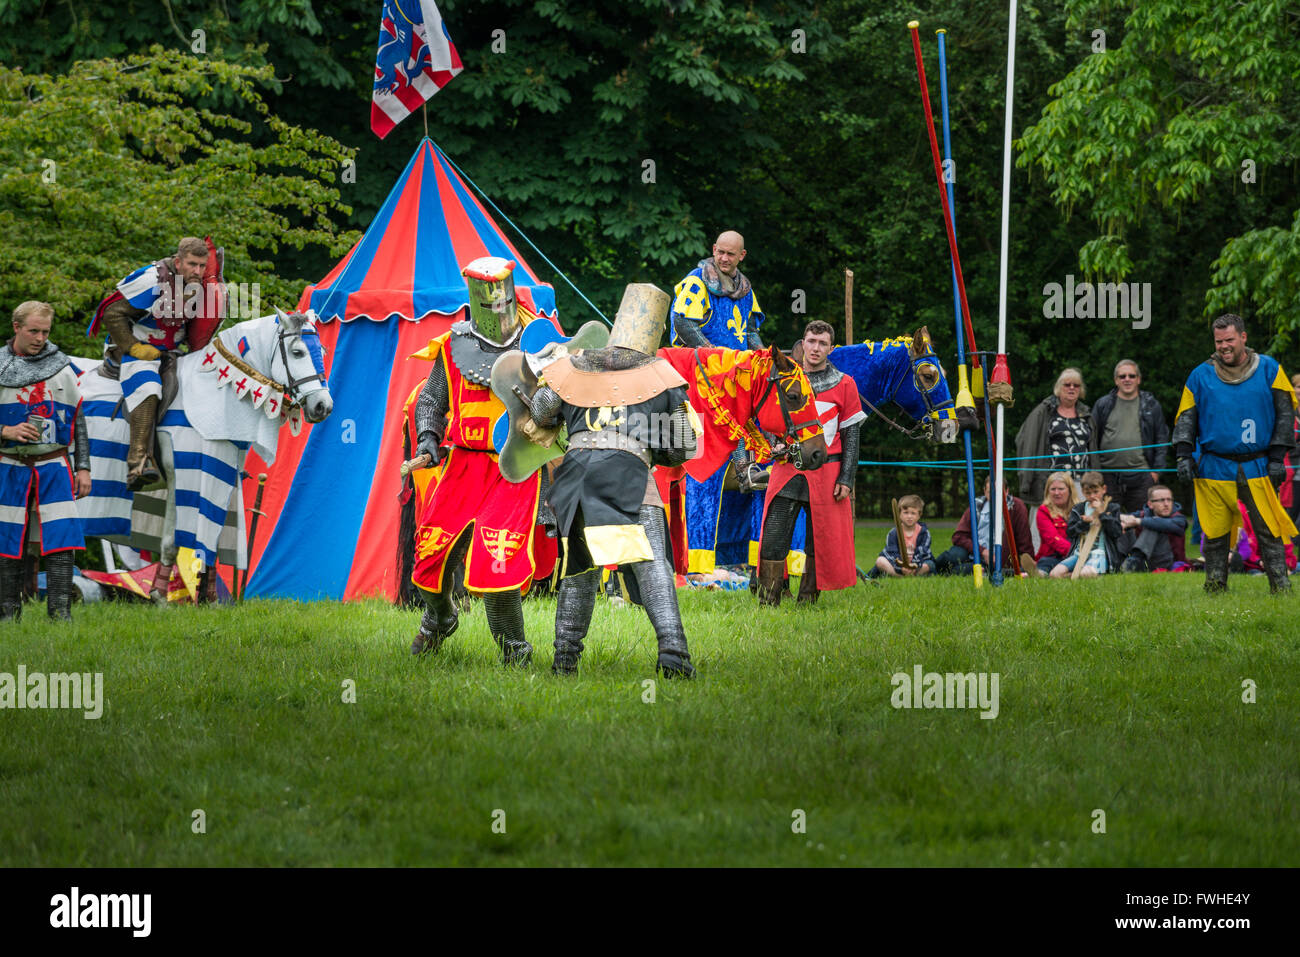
[275,323,326,396]
[857,346,950,441]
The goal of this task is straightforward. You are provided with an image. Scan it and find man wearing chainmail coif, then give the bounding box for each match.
[526,284,701,677]
[408,257,543,664]
[756,320,864,605]
[0,302,91,621]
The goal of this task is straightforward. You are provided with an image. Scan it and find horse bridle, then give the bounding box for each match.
[693,350,820,466]
[274,321,327,405]
[857,344,952,441]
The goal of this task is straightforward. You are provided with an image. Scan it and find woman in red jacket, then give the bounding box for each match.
[1034,471,1079,576]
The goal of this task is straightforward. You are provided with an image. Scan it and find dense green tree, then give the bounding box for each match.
[1018,0,1300,349]
[0,48,357,353]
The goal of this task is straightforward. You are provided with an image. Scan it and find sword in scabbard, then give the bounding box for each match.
[238,473,268,601]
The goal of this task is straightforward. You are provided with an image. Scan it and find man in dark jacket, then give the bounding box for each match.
[1119,484,1187,571]
[1089,360,1170,511]
[934,477,1034,575]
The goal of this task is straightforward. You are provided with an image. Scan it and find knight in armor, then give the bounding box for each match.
[1173,313,1297,593]
[756,320,864,606]
[409,257,541,664]
[0,302,91,621]
[88,237,225,490]
[527,284,701,677]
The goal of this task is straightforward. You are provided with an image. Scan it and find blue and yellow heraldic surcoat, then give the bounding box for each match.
[670,263,764,349]
[1175,353,1298,541]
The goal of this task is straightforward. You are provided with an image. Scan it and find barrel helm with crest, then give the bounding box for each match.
[463,256,520,346]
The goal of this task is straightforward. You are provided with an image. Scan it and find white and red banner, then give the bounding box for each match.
[371,0,463,139]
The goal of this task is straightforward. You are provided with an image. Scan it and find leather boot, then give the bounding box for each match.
[484,591,531,666]
[149,563,173,605]
[796,552,819,605]
[1258,535,1292,594]
[553,569,598,675]
[1202,535,1230,594]
[757,558,785,607]
[126,395,161,491]
[45,551,75,621]
[0,556,23,621]
[412,586,458,655]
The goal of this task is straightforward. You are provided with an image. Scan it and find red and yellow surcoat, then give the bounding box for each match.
[411,332,541,594]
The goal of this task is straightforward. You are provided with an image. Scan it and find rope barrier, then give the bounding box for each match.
[855,441,1174,471]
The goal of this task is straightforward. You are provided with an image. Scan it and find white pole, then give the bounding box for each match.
[992,0,1017,579]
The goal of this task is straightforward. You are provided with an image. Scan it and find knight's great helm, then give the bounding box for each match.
[607,283,670,355]
[463,256,519,345]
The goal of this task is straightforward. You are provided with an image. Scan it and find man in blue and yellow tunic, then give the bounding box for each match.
[1174,314,1297,593]
[670,230,768,574]
[0,302,91,622]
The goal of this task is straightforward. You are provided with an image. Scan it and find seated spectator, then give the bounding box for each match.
[1233,500,1297,574]
[935,476,1033,575]
[1050,472,1123,578]
[873,494,936,578]
[1119,484,1188,572]
[1034,471,1079,576]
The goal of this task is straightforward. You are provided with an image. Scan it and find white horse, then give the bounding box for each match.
[78,309,333,589]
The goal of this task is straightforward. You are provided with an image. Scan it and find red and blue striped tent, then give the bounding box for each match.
[240,138,558,600]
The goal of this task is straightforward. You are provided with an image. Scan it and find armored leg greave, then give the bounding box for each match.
[0,556,23,621]
[412,529,472,655]
[797,543,818,605]
[45,551,75,621]
[631,505,693,678]
[1238,483,1291,594]
[126,395,161,492]
[483,591,531,666]
[1202,535,1230,593]
[553,568,599,675]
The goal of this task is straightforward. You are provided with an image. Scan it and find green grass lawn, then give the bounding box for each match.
[1,527,1294,866]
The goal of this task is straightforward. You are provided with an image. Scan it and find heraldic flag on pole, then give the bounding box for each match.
[371,0,464,139]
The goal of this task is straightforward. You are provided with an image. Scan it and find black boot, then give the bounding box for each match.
[1258,535,1292,594]
[484,591,531,666]
[412,586,458,655]
[796,551,819,605]
[1202,535,1230,594]
[553,569,598,675]
[0,556,23,621]
[633,506,694,678]
[45,551,75,621]
[756,559,784,607]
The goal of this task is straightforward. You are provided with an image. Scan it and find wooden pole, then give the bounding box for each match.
[844,268,854,345]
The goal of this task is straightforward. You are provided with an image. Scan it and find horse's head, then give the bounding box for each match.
[754,347,828,470]
[272,308,333,423]
[895,326,958,444]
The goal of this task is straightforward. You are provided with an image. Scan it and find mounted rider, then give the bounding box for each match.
[0,301,91,622]
[527,283,701,677]
[89,237,226,490]
[409,257,540,664]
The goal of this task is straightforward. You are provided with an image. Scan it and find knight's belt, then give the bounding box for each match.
[568,430,650,467]
[1205,450,1266,463]
[1,448,69,465]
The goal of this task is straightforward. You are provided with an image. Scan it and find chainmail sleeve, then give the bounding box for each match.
[1269,384,1296,461]
[659,402,698,467]
[836,421,860,490]
[530,386,562,428]
[745,327,765,350]
[72,405,91,472]
[674,318,711,348]
[414,354,450,445]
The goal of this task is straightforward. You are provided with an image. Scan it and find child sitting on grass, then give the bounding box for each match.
[873,494,936,578]
[1049,471,1123,579]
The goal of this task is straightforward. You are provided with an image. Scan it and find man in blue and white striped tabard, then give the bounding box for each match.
[89,237,211,491]
[0,301,91,622]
